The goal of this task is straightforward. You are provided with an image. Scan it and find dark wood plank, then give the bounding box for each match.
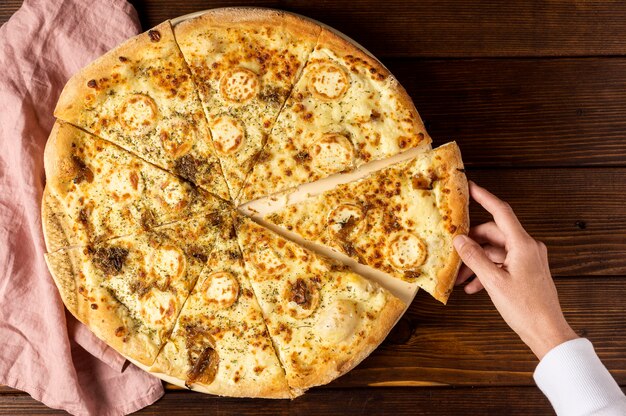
[0,386,558,415]
[329,277,626,388]
[0,1,20,26]
[391,57,626,167]
[468,168,626,276]
[7,1,626,58]
[128,0,626,57]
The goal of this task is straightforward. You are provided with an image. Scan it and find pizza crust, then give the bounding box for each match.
[174,8,321,43]
[41,187,74,252]
[430,142,470,303]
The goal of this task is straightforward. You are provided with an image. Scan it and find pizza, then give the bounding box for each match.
[264,142,469,303]
[239,28,431,202]
[235,216,405,392]
[42,7,469,399]
[173,9,321,200]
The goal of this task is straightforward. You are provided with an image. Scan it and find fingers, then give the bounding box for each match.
[464,277,485,294]
[469,222,506,247]
[455,264,474,285]
[455,244,506,286]
[483,244,506,264]
[453,235,504,283]
[469,181,529,242]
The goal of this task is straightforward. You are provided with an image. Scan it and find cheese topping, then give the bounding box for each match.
[315,299,359,344]
[150,244,186,279]
[118,94,158,134]
[219,68,260,104]
[388,232,427,270]
[307,62,349,101]
[327,203,366,239]
[210,116,245,156]
[104,168,143,201]
[310,133,355,175]
[141,288,176,324]
[157,180,189,209]
[201,271,240,309]
[250,239,285,276]
[158,116,195,157]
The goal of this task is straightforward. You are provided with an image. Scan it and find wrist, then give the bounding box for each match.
[523,321,578,360]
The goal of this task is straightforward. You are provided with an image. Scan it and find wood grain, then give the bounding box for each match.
[0,387,555,415]
[127,0,626,58]
[391,58,626,167]
[326,276,626,387]
[5,1,626,58]
[468,168,626,276]
[1,1,626,415]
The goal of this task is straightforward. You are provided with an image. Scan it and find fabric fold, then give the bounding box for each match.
[0,1,165,414]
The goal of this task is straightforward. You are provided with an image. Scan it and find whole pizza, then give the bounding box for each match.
[42,8,469,398]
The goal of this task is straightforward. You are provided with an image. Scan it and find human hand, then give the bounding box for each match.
[453,181,578,360]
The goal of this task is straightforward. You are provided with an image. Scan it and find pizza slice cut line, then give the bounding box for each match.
[171,9,323,203]
[42,121,232,253]
[53,21,231,200]
[44,211,232,366]
[258,142,469,304]
[147,219,293,398]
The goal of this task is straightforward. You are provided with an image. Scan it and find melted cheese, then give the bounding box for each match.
[174,18,320,199]
[149,245,186,280]
[158,116,196,157]
[387,232,427,270]
[210,116,245,156]
[220,68,260,104]
[310,133,355,175]
[250,240,285,276]
[264,144,461,295]
[202,271,239,308]
[241,40,430,202]
[104,168,143,201]
[307,62,349,100]
[327,203,366,239]
[315,299,359,344]
[118,94,159,134]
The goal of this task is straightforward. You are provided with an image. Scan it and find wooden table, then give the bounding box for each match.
[2,1,626,414]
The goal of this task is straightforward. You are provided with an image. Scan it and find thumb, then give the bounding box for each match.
[453,235,503,282]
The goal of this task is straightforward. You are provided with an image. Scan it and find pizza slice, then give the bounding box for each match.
[235,216,405,394]
[44,212,231,366]
[54,21,230,199]
[150,217,290,398]
[263,142,469,303]
[42,121,229,252]
[173,9,321,200]
[239,27,431,202]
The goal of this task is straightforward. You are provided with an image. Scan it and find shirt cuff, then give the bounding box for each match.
[534,338,626,416]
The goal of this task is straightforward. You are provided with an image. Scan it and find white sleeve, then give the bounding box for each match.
[534,338,626,416]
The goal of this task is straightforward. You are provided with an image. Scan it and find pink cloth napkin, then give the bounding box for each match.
[0,0,165,414]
